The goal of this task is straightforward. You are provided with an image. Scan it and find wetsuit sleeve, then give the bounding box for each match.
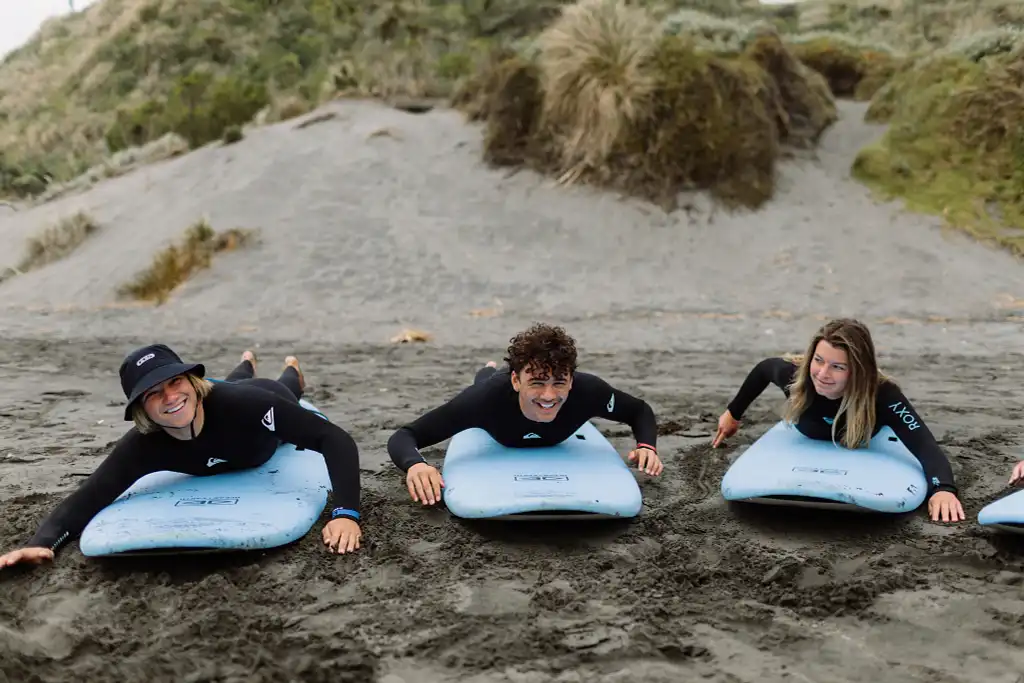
[387,385,483,472]
[726,357,797,419]
[877,383,957,496]
[240,391,363,521]
[26,432,154,552]
[576,373,658,449]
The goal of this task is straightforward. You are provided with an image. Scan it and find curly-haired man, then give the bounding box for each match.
[387,323,663,506]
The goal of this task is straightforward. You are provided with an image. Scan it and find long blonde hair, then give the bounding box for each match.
[783,318,891,449]
[131,374,214,434]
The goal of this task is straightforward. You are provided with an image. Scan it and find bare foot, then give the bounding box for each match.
[284,356,306,392]
[486,361,497,368]
[241,350,257,373]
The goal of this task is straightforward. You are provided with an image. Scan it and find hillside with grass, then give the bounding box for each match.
[0,0,1022,255]
[0,0,811,201]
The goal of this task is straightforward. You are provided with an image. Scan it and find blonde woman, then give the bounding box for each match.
[0,344,363,571]
[712,318,964,523]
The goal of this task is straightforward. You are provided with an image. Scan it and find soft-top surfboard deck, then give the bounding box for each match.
[79,398,331,557]
[441,421,643,520]
[978,489,1024,534]
[721,421,927,513]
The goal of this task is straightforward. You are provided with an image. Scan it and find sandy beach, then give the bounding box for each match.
[1,99,1023,682]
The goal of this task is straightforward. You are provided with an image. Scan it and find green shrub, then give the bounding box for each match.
[853,50,1024,257]
[222,124,244,144]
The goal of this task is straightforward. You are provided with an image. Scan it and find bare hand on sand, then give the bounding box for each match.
[627,447,663,475]
[322,517,361,554]
[0,546,54,569]
[712,409,741,448]
[407,462,444,505]
[928,492,965,523]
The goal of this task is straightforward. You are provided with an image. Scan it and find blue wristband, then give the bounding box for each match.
[331,507,360,520]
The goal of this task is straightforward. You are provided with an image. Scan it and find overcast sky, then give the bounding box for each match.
[0,0,99,59]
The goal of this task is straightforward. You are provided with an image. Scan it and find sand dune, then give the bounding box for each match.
[1,98,1023,682]
[0,99,1020,353]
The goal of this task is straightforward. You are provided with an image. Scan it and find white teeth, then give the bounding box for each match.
[165,400,186,414]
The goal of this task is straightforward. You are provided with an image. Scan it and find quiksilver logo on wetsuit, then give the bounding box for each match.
[607,393,615,413]
[262,407,275,432]
[523,433,540,439]
[207,457,227,467]
[888,401,921,430]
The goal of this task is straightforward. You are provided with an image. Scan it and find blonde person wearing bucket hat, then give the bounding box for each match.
[0,344,364,570]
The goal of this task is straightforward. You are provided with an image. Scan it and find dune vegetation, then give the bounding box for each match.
[454,1,838,209]
[117,218,256,304]
[0,211,100,285]
[853,38,1024,257]
[0,0,1021,252]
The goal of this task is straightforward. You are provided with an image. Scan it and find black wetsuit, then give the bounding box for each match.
[27,361,361,553]
[387,365,658,472]
[726,357,957,496]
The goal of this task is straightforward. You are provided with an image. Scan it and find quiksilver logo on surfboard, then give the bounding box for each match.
[262,407,275,432]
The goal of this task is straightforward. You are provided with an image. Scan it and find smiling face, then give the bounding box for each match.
[510,364,573,422]
[809,340,850,400]
[141,374,199,430]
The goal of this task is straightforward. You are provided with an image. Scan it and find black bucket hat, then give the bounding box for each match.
[120,344,206,421]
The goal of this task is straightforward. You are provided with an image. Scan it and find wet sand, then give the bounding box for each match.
[1,100,1023,682]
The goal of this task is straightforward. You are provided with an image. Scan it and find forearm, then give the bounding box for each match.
[26,478,129,551]
[625,399,658,449]
[387,427,428,472]
[884,394,957,495]
[320,429,362,517]
[727,357,792,419]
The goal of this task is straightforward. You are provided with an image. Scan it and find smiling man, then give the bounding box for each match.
[387,323,663,506]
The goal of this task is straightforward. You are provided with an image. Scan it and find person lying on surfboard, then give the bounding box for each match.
[711,317,964,523]
[388,322,663,506]
[0,344,363,571]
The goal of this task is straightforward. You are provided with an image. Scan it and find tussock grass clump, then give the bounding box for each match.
[622,37,782,208]
[480,57,547,167]
[450,46,527,123]
[536,0,661,179]
[222,125,244,144]
[0,211,100,284]
[786,33,902,100]
[863,53,977,123]
[459,0,836,210]
[117,218,256,304]
[852,49,1024,257]
[743,32,838,147]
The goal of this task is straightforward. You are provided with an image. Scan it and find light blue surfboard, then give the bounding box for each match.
[441,421,643,520]
[978,490,1024,534]
[721,421,927,513]
[79,398,331,557]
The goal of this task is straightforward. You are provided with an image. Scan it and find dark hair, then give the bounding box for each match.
[503,323,578,378]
